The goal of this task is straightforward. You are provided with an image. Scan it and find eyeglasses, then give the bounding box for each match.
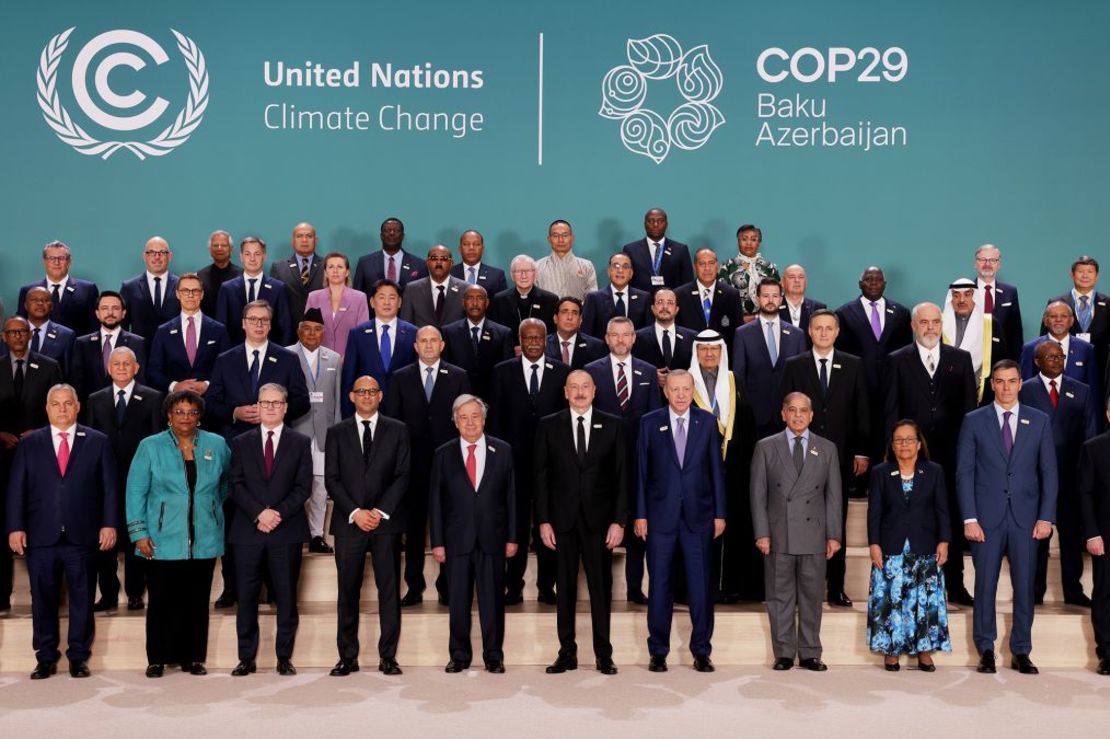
[427,256,452,263]
[43,255,70,263]
[244,317,271,325]
[258,400,286,409]
[609,264,631,271]
[351,388,381,396]
[145,250,170,257]
[3,329,29,336]
[172,409,200,418]
[177,288,203,296]
[892,437,918,445]
[975,257,1000,264]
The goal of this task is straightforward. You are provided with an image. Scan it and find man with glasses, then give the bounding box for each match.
[18,240,99,336]
[21,286,76,373]
[147,273,231,394]
[972,244,1024,364]
[535,220,598,301]
[399,245,468,328]
[582,253,651,338]
[489,255,558,341]
[119,237,180,343]
[217,237,293,345]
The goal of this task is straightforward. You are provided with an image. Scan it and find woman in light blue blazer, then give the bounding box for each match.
[304,251,370,361]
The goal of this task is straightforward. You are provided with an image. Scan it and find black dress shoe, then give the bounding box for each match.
[917,658,936,673]
[277,659,297,676]
[214,592,237,609]
[68,660,91,678]
[444,659,470,673]
[950,589,975,607]
[1065,594,1093,608]
[186,662,207,675]
[145,664,164,678]
[399,591,423,607]
[93,598,118,612]
[1011,654,1038,674]
[693,655,715,673]
[485,660,505,673]
[648,655,668,672]
[799,658,828,672]
[884,658,900,672]
[1097,658,1110,675]
[627,590,648,605]
[329,659,359,676]
[0,601,11,612]
[30,661,57,680]
[308,536,334,554]
[1034,596,1045,606]
[127,597,145,611]
[504,591,523,606]
[977,650,996,674]
[231,660,256,676]
[537,589,558,605]
[378,658,403,675]
[827,592,853,608]
[596,658,618,675]
[545,656,578,674]
[772,658,793,671]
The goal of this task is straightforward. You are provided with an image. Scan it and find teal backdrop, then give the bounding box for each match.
[2,0,1108,336]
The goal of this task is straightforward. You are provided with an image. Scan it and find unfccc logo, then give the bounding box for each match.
[599,34,725,164]
[36,28,209,160]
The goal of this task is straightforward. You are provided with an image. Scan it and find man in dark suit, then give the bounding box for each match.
[84,347,162,612]
[535,370,628,675]
[17,240,99,336]
[23,286,76,373]
[779,264,827,338]
[430,394,517,673]
[217,236,293,346]
[584,316,663,603]
[441,285,514,400]
[399,245,468,327]
[70,291,147,402]
[325,374,411,676]
[381,326,471,607]
[546,297,607,370]
[197,230,242,317]
[958,359,1057,675]
[621,207,693,292]
[119,237,181,343]
[146,273,231,394]
[884,302,978,605]
[634,288,697,390]
[581,253,652,337]
[268,222,324,325]
[675,248,743,345]
[488,255,559,339]
[7,383,118,679]
[1046,255,1109,381]
[635,370,726,672]
[1079,396,1110,674]
[974,244,1024,364]
[488,319,569,604]
[781,309,870,607]
[1020,342,1098,605]
[341,279,419,415]
[732,278,807,437]
[451,229,507,295]
[352,217,428,297]
[228,383,314,677]
[1021,301,1102,402]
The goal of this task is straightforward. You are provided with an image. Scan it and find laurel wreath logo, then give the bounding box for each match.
[599,34,725,164]
[36,27,209,160]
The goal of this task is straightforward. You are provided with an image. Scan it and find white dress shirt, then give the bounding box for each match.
[571,407,593,449]
[522,357,546,389]
[376,318,397,353]
[146,271,169,305]
[859,296,887,333]
[51,424,78,455]
[242,271,265,301]
[760,316,781,354]
[244,340,270,371]
[608,354,633,395]
[110,379,136,405]
[260,423,284,454]
[350,412,389,521]
[916,342,940,375]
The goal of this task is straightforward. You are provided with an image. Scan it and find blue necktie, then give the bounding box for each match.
[467,266,477,285]
[1077,295,1092,332]
[249,349,261,392]
[471,325,480,354]
[115,389,127,425]
[651,241,663,274]
[424,366,435,401]
[765,321,778,365]
[380,324,392,369]
[702,290,712,325]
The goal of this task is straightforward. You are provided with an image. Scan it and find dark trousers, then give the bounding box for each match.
[937,456,969,594]
[334,532,401,661]
[26,541,96,663]
[447,549,505,663]
[554,520,613,660]
[403,475,446,598]
[0,545,12,607]
[145,558,215,665]
[506,488,554,596]
[1092,554,1110,659]
[718,482,764,601]
[824,464,853,597]
[970,515,1037,654]
[625,521,646,596]
[1035,492,1086,601]
[235,540,303,661]
[221,499,237,597]
[96,545,146,604]
[645,526,714,657]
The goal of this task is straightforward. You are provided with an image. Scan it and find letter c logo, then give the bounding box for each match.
[70,30,170,131]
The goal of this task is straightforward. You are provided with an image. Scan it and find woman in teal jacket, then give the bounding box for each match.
[126,389,231,678]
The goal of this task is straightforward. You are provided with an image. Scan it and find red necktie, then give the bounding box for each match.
[387,255,397,283]
[1049,379,1059,409]
[264,430,275,479]
[984,284,994,313]
[466,443,477,488]
[57,431,70,476]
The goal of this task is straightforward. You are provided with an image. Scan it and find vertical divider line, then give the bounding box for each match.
[538,32,544,166]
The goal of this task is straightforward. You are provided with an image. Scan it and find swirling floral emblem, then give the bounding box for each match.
[599,34,725,164]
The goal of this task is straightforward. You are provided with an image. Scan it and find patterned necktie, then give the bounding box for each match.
[57,431,70,476]
[471,325,480,354]
[614,291,626,317]
[1001,411,1014,456]
[185,316,198,366]
[576,416,587,461]
[674,416,686,467]
[466,443,478,488]
[765,321,778,365]
[300,257,311,286]
[467,266,477,285]
[869,301,883,341]
[362,420,373,463]
[616,361,629,409]
[424,366,435,401]
[702,290,712,325]
[153,276,163,312]
[435,285,446,323]
[1077,295,1092,332]
[819,358,829,395]
[983,284,994,313]
[116,389,127,425]
[102,333,114,373]
[927,353,936,376]
[529,363,539,397]
[561,340,571,365]
[1049,379,1059,409]
[380,324,392,369]
[264,430,275,479]
[248,278,257,303]
[662,329,673,366]
[250,349,261,392]
[387,255,397,283]
[793,434,804,473]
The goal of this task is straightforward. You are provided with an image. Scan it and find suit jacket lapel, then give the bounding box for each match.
[774,434,799,487]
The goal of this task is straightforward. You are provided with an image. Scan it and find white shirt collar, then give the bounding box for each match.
[1039,373,1062,393]
[430,275,450,290]
[419,360,441,374]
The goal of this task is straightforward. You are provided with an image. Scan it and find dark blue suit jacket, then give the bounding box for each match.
[28,321,76,373]
[6,425,118,547]
[18,278,99,336]
[352,249,428,294]
[834,298,913,392]
[205,344,311,440]
[635,406,726,533]
[429,435,517,555]
[450,262,507,296]
[69,330,146,401]
[228,427,312,545]
[1019,376,1098,489]
[147,314,231,391]
[120,272,181,342]
[1019,336,1102,403]
[440,318,515,399]
[545,332,607,370]
[340,319,419,415]
[731,318,807,432]
[216,274,293,345]
[988,281,1024,359]
[867,460,951,556]
[621,238,693,292]
[581,285,652,337]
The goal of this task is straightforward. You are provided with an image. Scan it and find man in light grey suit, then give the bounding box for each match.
[288,308,342,553]
[750,391,843,672]
[399,245,467,328]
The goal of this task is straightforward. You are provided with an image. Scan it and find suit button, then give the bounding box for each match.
[806,518,811,522]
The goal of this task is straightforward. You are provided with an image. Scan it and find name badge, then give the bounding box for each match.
[170,329,179,335]
[1001,302,1013,307]
[1020,418,1031,426]
[262,283,272,290]
[207,339,216,345]
[267,356,278,363]
[1065,391,1075,399]
[66,285,75,293]
[326,366,336,372]
[633,369,643,376]
[832,363,842,369]
[1076,361,1085,367]
[1078,332,1092,343]
[339,307,348,312]
[310,391,325,404]
[593,424,602,429]
[809,449,818,456]
[659,425,669,431]
[533,304,542,310]
[204,449,214,461]
[630,294,640,300]
[651,275,665,286]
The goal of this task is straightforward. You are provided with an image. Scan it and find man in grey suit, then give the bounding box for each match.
[750,391,843,671]
[399,245,467,328]
[287,308,341,554]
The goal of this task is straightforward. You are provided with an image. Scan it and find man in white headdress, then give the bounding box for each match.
[943,277,1011,405]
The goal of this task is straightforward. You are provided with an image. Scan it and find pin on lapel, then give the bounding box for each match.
[29,363,39,369]
[633,369,642,376]
[1020,418,1030,425]
[439,369,448,374]
[809,449,818,456]
[1065,391,1075,398]
[832,364,842,369]
[207,340,216,345]
[135,395,143,401]
[76,431,86,437]
[204,449,214,461]
[487,445,496,453]
[593,424,602,429]
[170,329,179,334]
[267,356,277,363]
[890,470,899,476]
[660,426,669,431]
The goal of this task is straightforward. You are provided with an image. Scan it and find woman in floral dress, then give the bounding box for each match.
[718,224,780,320]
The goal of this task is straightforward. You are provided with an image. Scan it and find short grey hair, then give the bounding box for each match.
[209,230,233,244]
[975,243,1001,257]
[42,240,71,258]
[109,346,138,363]
[46,383,78,403]
[452,394,488,421]
[510,254,536,272]
[606,316,635,333]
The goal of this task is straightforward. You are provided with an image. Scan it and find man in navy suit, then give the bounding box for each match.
[352,217,428,296]
[341,279,418,415]
[451,229,507,295]
[546,297,607,370]
[732,278,807,437]
[430,394,517,673]
[958,359,1057,675]
[973,244,1024,362]
[18,240,99,336]
[217,236,293,345]
[23,286,76,373]
[779,264,827,338]
[7,384,118,679]
[119,237,181,343]
[675,248,743,345]
[70,291,146,402]
[635,370,726,672]
[146,273,231,393]
[1019,342,1098,605]
[1079,396,1110,674]
[581,253,652,338]
[441,285,514,400]
[1046,255,1110,381]
[585,316,663,603]
[634,288,697,391]
[621,208,693,292]
[228,383,313,677]
[1021,300,1102,403]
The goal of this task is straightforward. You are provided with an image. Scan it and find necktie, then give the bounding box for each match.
[51,283,61,305]
[153,276,163,312]
[116,389,127,425]
[300,257,311,286]
[57,431,71,476]
[576,416,587,461]
[983,284,994,313]
[529,363,539,397]
[102,333,114,372]
[561,340,571,365]
[616,362,629,409]
[674,416,686,467]
[614,291,626,317]
[927,353,936,376]
[248,278,257,303]
[249,349,261,392]
[424,366,435,401]
[435,285,446,323]
[702,290,712,325]
[13,359,24,399]
[662,329,673,366]
[362,420,373,462]
[1001,411,1014,456]
[467,266,477,285]
[793,434,804,473]
[1077,295,1092,332]
[819,358,828,395]
[32,327,41,353]
[711,394,719,418]
[466,443,477,488]
[387,255,397,283]
[264,430,275,479]
[955,317,967,349]
[869,302,883,341]
[380,324,392,369]
[185,316,198,366]
[765,321,778,365]
[651,241,663,274]
[1049,379,1059,409]
[471,325,481,354]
